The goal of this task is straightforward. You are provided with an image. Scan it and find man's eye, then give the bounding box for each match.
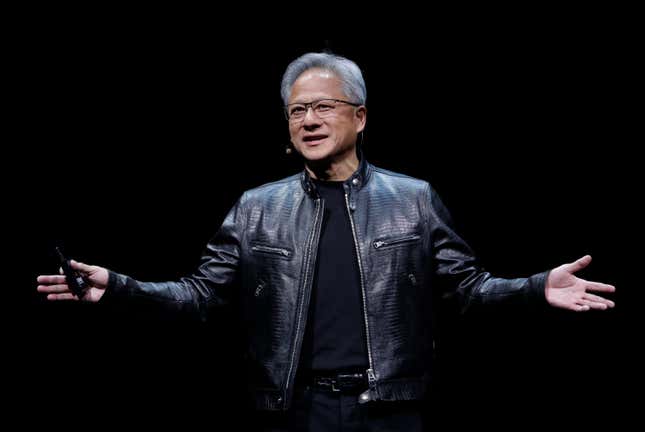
[315,104,333,112]
[290,106,305,115]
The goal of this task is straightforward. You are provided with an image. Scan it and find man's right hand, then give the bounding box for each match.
[37,260,108,302]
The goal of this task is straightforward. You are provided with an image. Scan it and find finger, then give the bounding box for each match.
[47,292,78,301]
[574,303,590,312]
[36,275,67,284]
[37,284,69,293]
[563,255,592,274]
[580,299,609,310]
[70,260,92,273]
[583,293,615,308]
[585,281,616,293]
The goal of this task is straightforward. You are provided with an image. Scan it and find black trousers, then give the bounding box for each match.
[254,387,424,431]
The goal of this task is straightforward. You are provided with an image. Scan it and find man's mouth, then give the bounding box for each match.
[302,135,328,145]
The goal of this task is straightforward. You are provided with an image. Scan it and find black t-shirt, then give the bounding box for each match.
[299,179,369,372]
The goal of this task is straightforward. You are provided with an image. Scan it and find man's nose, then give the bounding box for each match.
[302,107,322,127]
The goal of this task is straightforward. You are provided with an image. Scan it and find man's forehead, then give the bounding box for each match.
[290,69,344,102]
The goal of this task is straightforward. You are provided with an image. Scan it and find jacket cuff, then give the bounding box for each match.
[99,270,130,303]
[527,270,550,307]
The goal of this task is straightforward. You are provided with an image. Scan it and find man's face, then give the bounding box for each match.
[287,69,366,163]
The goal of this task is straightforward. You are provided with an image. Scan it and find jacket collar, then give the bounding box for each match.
[300,149,372,198]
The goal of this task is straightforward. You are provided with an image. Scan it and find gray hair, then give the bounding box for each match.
[280,52,366,106]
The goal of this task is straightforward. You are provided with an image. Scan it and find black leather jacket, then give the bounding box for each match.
[107,158,548,410]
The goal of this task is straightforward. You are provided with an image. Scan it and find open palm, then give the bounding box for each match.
[545,255,615,312]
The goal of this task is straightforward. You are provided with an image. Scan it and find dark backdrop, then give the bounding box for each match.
[15,25,637,429]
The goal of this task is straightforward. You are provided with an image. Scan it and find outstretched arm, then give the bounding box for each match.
[424,184,616,311]
[36,193,247,314]
[545,255,615,312]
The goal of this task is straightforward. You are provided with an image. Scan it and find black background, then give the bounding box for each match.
[12,12,639,430]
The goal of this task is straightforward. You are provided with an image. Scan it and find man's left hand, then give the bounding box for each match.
[545,255,615,311]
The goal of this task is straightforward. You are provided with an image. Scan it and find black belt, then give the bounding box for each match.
[304,372,368,393]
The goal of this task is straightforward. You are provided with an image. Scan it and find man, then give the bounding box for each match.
[37,52,615,431]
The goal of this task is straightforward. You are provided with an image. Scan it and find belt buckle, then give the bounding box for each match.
[316,376,340,392]
[333,373,363,393]
[331,381,341,392]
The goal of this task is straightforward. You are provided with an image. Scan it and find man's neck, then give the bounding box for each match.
[305,152,359,182]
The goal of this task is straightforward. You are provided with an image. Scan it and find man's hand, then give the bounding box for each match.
[37,260,108,303]
[545,255,615,312]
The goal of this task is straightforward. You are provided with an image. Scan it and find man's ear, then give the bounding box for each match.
[355,105,367,133]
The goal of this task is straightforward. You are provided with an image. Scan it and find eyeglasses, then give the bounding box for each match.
[284,98,361,122]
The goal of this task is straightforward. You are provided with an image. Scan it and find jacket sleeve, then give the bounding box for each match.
[102,193,247,318]
[422,183,548,310]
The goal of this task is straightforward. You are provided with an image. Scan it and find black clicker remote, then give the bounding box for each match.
[56,247,88,298]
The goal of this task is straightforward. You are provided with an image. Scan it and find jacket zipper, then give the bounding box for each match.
[251,244,292,258]
[284,198,323,406]
[373,234,421,249]
[345,192,377,401]
[254,280,266,297]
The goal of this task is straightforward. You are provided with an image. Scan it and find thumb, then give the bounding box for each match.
[563,255,592,274]
[70,259,93,273]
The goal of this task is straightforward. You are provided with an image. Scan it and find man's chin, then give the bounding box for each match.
[299,147,330,162]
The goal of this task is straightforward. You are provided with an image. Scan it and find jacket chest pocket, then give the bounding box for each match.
[373,233,421,250]
[249,242,295,298]
[250,243,294,260]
